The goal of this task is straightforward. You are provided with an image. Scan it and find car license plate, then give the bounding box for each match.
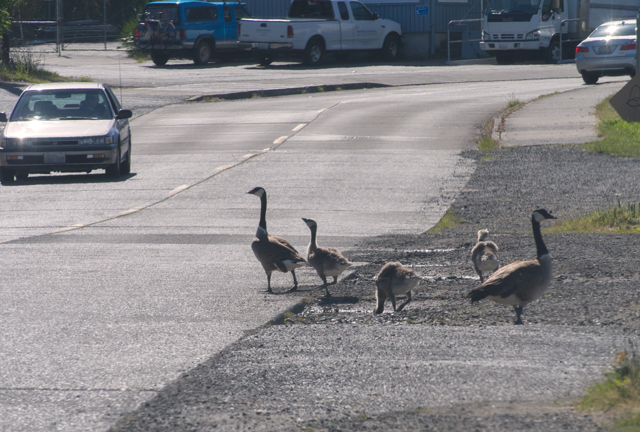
[597,46,614,55]
[252,42,269,50]
[44,153,65,164]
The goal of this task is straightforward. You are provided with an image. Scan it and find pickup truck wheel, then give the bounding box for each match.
[151,51,170,66]
[258,56,273,66]
[303,38,324,66]
[381,34,400,61]
[193,40,212,65]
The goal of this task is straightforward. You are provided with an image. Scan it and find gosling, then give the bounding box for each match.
[374,262,421,314]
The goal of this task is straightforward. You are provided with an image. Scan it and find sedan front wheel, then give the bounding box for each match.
[105,145,122,178]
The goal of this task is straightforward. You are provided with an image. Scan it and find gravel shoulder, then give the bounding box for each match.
[111,144,640,431]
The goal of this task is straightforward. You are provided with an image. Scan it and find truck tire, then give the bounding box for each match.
[546,40,560,64]
[258,56,273,66]
[193,40,212,65]
[303,38,324,66]
[151,51,169,66]
[581,72,598,85]
[381,34,400,61]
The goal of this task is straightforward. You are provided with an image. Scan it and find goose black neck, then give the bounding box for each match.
[531,214,549,258]
[259,193,267,231]
[309,224,318,249]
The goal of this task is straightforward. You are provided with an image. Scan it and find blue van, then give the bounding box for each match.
[134,1,251,65]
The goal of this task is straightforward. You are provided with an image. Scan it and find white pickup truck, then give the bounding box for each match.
[238,0,402,66]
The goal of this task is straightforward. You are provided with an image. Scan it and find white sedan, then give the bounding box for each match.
[575,20,637,85]
[0,82,132,184]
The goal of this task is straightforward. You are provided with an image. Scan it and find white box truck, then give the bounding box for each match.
[479,0,638,64]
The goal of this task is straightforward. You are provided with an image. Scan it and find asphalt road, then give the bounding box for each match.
[0,47,631,431]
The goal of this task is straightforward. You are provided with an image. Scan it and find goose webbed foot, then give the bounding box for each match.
[514,306,524,325]
[287,270,299,292]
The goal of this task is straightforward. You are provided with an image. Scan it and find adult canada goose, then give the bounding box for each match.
[247,187,307,293]
[466,209,556,325]
[471,229,499,283]
[374,262,421,314]
[302,217,352,297]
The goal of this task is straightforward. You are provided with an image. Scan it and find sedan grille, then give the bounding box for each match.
[492,34,524,40]
[32,139,80,146]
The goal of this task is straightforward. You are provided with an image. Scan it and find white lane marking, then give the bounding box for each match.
[170,185,190,195]
[55,223,86,233]
[292,124,307,132]
[273,136,288,145]
[120,206,145,215]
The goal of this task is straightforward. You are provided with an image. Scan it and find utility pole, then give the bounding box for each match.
[636,8,639,76]
[56,0,63,56]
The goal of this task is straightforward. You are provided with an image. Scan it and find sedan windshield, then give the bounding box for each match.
[589,23,636,38]
[11,89,114,121]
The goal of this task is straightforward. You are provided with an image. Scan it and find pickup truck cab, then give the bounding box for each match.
[134,1,251,65]
[238,0,402,66]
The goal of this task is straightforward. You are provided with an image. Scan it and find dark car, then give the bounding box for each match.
[0,82,132,184]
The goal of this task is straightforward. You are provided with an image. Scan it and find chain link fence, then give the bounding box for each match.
[8,1,133,55]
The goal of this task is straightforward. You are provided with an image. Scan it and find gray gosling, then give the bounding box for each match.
[302,218,352,297]
[374,262,421,314]
[247,187,307,293]
[471,229,499,283]
[466,209,556,325]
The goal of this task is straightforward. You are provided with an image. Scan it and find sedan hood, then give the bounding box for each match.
[3,119,114,138]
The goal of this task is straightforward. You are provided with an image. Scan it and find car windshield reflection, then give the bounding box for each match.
[11,89,114,121]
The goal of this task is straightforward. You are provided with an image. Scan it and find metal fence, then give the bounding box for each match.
[447,18,484,62]
[7,1,130,55]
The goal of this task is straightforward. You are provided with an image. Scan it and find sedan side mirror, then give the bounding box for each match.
[0,112,6,122]
[116,109,132,120]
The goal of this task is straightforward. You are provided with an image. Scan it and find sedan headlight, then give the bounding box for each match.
[1,137,28,147]
[526,30,540,40]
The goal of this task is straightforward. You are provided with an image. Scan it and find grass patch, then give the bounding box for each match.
[582,97,640,158]
[546,200,640,234]
[426,208,464,234]
[119,17,151,62]
[478,117,499,151]
[0,51,82,83]
[579,344,640,430]
[477,98,525,152]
